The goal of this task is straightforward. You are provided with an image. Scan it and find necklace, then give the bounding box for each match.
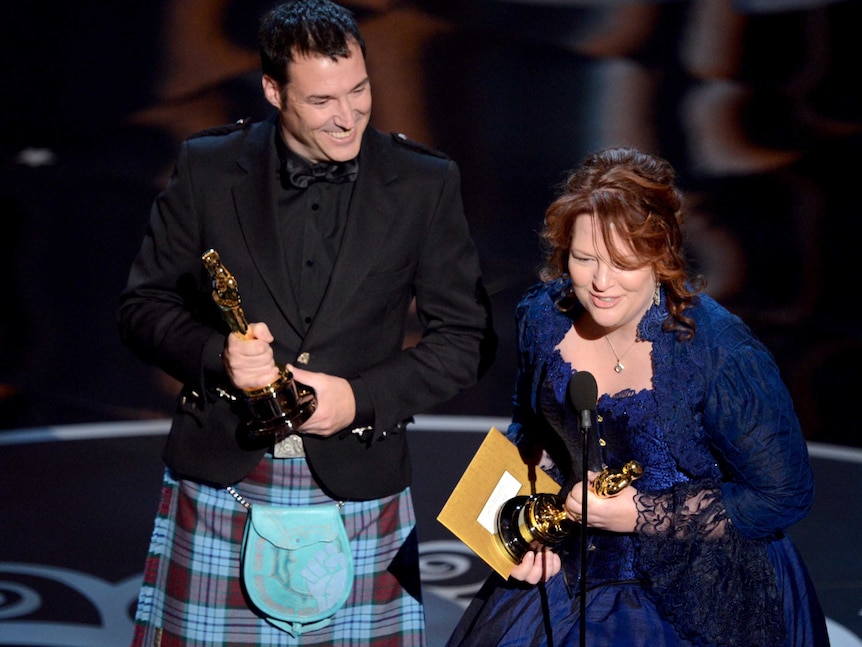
[605,334,637,373]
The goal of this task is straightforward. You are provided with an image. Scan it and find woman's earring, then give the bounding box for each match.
[556,280,577,313]
[653,282,661,307]
[556,290,577,313]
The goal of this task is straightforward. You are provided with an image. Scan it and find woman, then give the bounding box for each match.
[448,147,829,646]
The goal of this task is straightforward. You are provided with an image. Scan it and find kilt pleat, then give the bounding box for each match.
[131,454,425,646]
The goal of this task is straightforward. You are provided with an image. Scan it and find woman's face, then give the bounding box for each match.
[567,213,656,333]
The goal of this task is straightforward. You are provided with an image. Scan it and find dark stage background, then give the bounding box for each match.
[2,0,861,444]
[1,0,861,645]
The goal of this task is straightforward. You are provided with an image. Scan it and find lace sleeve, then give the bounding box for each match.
[636,484,729,539]
[634,480,785,647]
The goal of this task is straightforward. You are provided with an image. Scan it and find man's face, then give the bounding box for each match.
[263,40,371,164]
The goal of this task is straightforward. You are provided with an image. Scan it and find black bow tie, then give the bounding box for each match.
[282,156,359,189]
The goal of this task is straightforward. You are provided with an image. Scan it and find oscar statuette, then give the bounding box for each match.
[496,460,643,563]
[202,249,316,456]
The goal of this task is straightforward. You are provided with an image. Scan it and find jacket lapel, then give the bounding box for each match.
[232,115,304,336]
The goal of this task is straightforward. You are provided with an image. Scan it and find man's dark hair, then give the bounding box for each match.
[259,0,366,86]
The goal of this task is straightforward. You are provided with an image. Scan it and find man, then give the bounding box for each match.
[117,1,495,644]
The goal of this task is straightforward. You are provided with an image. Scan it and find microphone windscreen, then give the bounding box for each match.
[568,371,598,412]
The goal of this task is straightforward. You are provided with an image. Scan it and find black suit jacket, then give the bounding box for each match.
[118,115,495,500]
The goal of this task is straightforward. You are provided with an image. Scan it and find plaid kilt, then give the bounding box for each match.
[132,454,425,646]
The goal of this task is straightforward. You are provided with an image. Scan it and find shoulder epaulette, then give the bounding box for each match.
[390,132,450,160]
[188,118,253,140]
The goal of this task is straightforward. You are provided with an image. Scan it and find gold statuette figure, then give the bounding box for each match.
[593,460,644,498]
[496,459,643,563]
[202,249,316,451]
[202,249,250,336]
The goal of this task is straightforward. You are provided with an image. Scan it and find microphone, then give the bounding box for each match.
[568,370,598,432]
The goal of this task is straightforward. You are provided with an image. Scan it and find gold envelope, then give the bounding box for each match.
[436,427,561,578]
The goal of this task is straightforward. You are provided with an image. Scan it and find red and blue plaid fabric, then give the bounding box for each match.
[131,455,425,646]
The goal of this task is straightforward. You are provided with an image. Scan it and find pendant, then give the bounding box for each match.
[614,359,625,373]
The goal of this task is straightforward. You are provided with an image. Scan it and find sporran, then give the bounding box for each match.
[229,487,354,637]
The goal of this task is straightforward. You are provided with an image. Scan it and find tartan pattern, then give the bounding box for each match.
[132,455,425,646]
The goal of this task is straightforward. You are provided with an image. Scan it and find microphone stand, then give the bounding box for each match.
[579,408,590,647]
[567,370,598,647]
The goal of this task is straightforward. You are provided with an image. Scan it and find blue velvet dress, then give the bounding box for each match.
[447,279,830,647]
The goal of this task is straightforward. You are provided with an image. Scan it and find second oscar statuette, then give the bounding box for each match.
[496,460,643,563]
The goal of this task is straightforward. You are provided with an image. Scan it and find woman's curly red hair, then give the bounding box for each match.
[540,147,703,339]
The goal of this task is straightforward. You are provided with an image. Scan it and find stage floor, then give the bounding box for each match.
[1,415,860,646]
